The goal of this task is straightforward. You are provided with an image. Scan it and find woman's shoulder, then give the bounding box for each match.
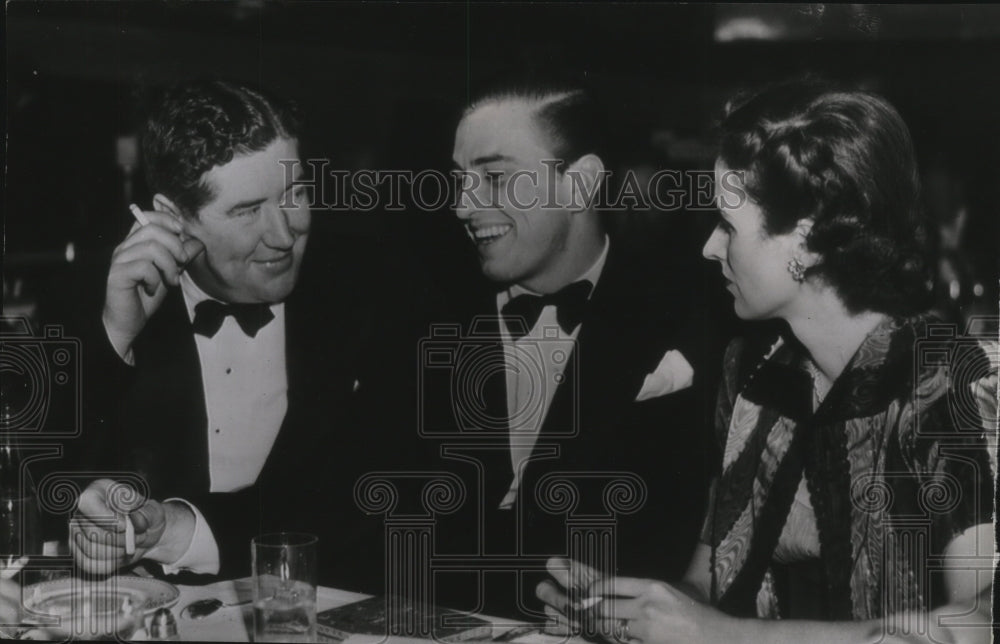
[892,317,997,478]
[886,317,998,551]
[906,317,998,420]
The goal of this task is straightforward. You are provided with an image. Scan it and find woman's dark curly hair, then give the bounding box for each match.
[141,80,301,217]
[718,79,932,317]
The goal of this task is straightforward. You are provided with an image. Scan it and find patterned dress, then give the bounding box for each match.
[702,316,997,620]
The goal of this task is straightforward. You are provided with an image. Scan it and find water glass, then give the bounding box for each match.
[252,533,318,643]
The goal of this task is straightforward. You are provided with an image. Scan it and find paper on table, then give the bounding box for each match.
[342,634,567,644]
[342,636,441,644]
[173,579,369,642]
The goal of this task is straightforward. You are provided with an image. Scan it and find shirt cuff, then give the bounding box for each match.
[146,498,220,576]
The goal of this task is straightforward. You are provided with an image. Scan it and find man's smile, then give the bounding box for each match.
[253,253,294,273]
[466,222,514,247]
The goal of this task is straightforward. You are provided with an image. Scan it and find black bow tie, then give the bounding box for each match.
[192,300,275,338]
[501,280,593,340]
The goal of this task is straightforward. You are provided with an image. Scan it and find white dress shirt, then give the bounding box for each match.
[159,274,287,573]
[179,274,288,494]
[494,237,609,509]
[107,274,288,574]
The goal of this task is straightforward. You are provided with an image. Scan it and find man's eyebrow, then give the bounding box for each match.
[226,197,267,214]
[226,173,303,214]
[470,154,515,167]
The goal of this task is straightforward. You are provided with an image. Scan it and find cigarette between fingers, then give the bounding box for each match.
[124,513,136,555]
[129,204,150,226]
[577,596,604,610]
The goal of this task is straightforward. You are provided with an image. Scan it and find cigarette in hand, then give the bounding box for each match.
[577,596,604,610]
[124,514,136,555]
[129,204,150,227]
[129,202,202,270]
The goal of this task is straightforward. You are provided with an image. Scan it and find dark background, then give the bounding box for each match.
[5,2,1000,330]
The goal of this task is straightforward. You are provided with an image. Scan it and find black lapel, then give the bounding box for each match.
[541,243,665,442]
[254,283,342,485]
[281,286,309,404]
[259,291,299,481]
[128,290,210,495]
[475,302,518,509]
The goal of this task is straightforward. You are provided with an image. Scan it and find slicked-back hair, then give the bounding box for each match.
[718,79,932,317]
[141,80,301,217]
[464,73,610,169]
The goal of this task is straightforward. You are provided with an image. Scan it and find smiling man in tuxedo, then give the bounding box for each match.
[429,76,720,617]
[70,80,406,588]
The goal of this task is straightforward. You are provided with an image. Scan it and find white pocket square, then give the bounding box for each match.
[635,350,694,401]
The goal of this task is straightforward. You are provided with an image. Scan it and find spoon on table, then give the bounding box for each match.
[180,597,253,620]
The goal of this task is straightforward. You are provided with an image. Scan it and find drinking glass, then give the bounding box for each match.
[251,533,318,643]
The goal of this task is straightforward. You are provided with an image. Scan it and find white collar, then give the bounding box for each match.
[180,272,218,322]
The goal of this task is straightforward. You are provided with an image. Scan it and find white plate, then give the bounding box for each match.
[22,575,179,638]
[24,575,180,615]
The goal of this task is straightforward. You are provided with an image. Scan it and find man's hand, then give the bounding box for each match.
[103,209,204,357]
[70,479,195,575]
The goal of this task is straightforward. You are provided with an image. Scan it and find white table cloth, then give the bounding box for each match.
[172,578,367,641]
[172,579,569,643]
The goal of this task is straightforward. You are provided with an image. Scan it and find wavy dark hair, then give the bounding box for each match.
[718,79,932,316]
[141,80,301,217]
[464,71,610,168]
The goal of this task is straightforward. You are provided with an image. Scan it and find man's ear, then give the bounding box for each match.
[151,194,185,223]
[561,154,606,213]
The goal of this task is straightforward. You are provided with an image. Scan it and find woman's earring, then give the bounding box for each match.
[787,257,806,282]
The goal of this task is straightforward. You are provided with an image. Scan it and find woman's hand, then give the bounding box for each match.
[590,576,741,644]
[536,556,742,644]
[535,557,605,636]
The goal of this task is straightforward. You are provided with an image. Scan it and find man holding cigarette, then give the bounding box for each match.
[71,80,412,586]
[72,80,310,577]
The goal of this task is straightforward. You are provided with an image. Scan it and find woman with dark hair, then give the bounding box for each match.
[538,80,997,643]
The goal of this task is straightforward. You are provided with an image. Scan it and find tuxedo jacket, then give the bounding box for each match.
[83,225,433,592]
[425,240,723,616]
